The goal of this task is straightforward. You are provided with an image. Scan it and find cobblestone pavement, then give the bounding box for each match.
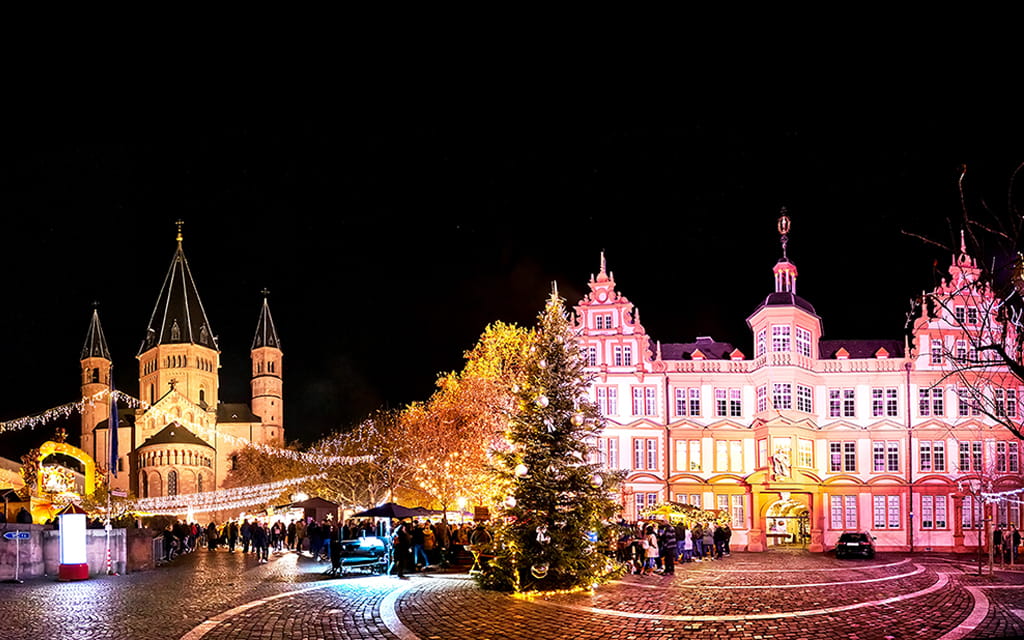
[2,547,1024,640]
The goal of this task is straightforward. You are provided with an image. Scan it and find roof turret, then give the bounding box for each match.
[750,208,818,315]
[138,220,218,355]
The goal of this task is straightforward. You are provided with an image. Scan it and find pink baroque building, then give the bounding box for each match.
[574,213,1023,554]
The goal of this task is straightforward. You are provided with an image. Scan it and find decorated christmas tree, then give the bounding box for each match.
[477,284,624,593]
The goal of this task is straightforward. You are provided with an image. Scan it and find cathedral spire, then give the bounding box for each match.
[252,289,281,350]
[81,306,111,361]
[138,221,218,355]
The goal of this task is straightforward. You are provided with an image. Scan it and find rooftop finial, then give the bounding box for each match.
[261,288,271,298]
[960,228,967,256]
[777,207,791,260]
[175,218,184,245]
[600,250,607,275]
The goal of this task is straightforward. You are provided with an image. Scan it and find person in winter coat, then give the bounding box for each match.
[713,522,728,558]
[252,521,270,563]
[642,525,659,575]
[682,526,693,562]
[690,523,703,561]
[659,522,677,574]
[702,524,714,560]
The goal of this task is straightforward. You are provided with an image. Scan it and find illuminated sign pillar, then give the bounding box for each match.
[58,504,89,581]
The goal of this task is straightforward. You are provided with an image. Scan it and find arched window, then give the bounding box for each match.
[141,472,149,497]
[167,470,178,496]
[149,384,156,404]
[231,454,239,471]
[197,473,203,493]
[199,388,206,405]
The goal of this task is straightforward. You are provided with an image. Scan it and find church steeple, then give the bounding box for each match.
[138,220,217,355]
[251,289,281,350]
[81,306,111,361]
[251,290,283,440]
[136,221,220,411]
[80,306,112,463]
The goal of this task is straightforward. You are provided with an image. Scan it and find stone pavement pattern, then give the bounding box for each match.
[2,546,1024,640]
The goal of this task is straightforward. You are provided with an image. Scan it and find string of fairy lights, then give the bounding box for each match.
[0,389,372,466]
[130,473,327,515]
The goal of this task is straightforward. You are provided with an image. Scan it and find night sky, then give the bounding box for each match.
[1,122,1020,455]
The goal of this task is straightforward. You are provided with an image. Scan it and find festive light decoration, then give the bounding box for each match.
[129,473,326,514]
[0,389,372,466]
[0,390,109,435]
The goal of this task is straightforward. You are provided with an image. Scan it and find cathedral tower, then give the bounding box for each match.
[80,307,111,463]
[135,222,220,448]
[250,291,283,445]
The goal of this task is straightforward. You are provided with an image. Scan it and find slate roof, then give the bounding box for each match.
[750,291,817,315]
[139,423,213,449]
[138,238,218,356]
[818,339,905,359]
[217,403,260,423]
[251,295,281,350]
[81,308,111,360]
[661,337,737,360]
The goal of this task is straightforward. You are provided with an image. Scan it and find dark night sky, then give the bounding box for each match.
[0,121,1020,456]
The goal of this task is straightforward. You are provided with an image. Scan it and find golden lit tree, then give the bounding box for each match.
[411,321,533,514]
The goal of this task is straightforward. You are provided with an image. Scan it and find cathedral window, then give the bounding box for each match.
[199,388,206,405]
[167,470,178,496]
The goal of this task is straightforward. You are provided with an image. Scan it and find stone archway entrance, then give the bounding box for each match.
[765,495,810,548]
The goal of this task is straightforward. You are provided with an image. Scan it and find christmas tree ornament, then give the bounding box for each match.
[536,525,550,544]
[538,358,547,369]
[571,412,585,426]
[589,474,604,488]
[504,495,517,508]
[536,394,549,408]
[514,463,529,477]
[530,562,550,579]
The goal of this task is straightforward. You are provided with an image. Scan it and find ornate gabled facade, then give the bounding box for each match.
[80,223,284,497]
[576,213,1024,553]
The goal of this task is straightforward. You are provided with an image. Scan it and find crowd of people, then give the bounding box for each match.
[389,518,491,578]
[615,519,732,576]
[153,513,494,575]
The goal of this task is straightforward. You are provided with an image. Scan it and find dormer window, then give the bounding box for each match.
[595,314,613,330]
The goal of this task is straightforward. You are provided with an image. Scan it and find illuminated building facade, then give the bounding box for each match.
[576,216,1023,553]
[79,224,284,497]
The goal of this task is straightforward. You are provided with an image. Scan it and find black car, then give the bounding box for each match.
[835,532,876,559]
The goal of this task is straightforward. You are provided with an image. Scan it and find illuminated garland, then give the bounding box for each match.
[141,493,287,516]
[983,487,1024,500]
[129,473,326,513]
[0,389,372,466]
[0,390,109,435]
[113,391,373,466]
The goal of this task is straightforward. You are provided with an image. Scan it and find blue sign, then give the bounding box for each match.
[3,531,30,540]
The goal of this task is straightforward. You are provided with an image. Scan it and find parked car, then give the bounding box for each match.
[835,531,876,559]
